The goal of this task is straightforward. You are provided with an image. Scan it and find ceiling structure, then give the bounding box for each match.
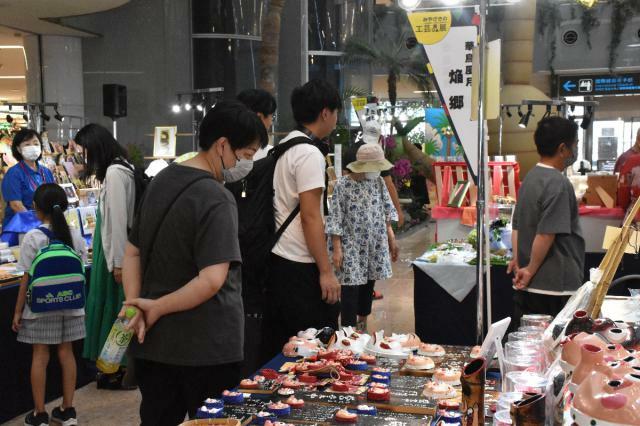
[0,0,130,36]
[0,1,130,106]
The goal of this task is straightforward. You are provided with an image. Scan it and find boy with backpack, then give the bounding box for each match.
[260,79,342,359]
[12,183,87,426]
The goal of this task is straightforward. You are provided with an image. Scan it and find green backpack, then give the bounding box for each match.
[27,227,85,313]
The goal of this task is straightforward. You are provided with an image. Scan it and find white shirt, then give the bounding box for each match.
[272,131,326,263]
[253,145,273,161]
[18,224,88,319]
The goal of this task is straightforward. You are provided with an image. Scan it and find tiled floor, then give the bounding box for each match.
[6,223,434,425]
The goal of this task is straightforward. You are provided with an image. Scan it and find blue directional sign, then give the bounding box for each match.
[559,73,640,96]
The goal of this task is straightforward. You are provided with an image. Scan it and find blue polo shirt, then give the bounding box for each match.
[2,161,55,228]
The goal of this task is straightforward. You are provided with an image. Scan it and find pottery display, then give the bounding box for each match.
[510,393,545,426]
[565,310,595,336]
[560,332,608,372]
[282,336,321,358]
[572,372,640,426]
[364,330,410,359]
[405,354,435,370]
[460,357,486,426]
[570,344,609,393]
[388,332,422,350]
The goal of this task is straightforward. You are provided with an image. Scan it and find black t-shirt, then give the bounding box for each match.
[128,163,244,366]
[343,141,391,177]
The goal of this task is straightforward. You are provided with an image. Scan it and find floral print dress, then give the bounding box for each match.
[326,176,398,286]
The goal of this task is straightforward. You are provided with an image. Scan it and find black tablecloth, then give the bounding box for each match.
[0,281,95,423]
[413,264,514,346]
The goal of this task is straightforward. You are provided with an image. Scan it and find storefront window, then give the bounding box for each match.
[192,0,266,36]
[308,0,369,51]
[308,54,343,93]
[193,38,260,96]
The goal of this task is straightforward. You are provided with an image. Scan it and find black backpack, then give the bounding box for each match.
[112,159,152,215]
[226,136,314,313]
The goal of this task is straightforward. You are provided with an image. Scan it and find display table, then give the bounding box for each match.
[432,206,626,253]
[413,262,514,346]
[208,345,499,425]
[0,275,95,423]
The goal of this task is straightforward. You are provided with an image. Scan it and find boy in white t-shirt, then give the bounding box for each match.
[262,79,342,358]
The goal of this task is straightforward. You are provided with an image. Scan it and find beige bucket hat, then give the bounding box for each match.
[347,143,393,173]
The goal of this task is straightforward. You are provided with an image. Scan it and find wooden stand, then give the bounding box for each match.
[587,197,640,317]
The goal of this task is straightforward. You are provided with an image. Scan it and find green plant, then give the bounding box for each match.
[127,144,144,169]
[580,4,600,49]
[608,0,640,70]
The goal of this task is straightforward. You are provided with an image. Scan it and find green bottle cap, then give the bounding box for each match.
[125,307,137,319]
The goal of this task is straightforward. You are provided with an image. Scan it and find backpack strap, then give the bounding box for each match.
[142,174,216,279]
[267,136,314,248]
[37,226,54,240]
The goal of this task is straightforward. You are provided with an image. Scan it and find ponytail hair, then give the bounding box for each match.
[32,184,73,247]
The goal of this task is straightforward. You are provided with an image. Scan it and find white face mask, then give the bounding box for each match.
[365,171,381,180]
[220,144,253,183]
[21,145,41,161]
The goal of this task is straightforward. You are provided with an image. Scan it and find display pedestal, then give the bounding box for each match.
[413,264,513,346]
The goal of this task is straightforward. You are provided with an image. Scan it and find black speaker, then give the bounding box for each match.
[103,84,127,119]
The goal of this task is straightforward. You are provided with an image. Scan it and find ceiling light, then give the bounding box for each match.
[442,0,461,5]
[171,94,182,113]
[399,0,421,10]
[54,105,63,122]
[519,105,532,128]
[196,103,204,112]
[581,106,593,130]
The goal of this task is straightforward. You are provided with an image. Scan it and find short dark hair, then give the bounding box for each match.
[74,123,129,182]
[237,89,277,117]
[534,116,578,157]
[198,101,267,151]
[291,79,341,125]
[11,129,43,162]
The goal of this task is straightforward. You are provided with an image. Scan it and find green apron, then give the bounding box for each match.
[82,208,126,365]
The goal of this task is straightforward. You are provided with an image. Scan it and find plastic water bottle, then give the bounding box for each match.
[96,307,137,374]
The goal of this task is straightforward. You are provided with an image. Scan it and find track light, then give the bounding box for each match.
[517,106,523,118]
[581,106,593,130]
[22,114,28,122]
[519,105,532,128]
[8,104,11,111]
[543,105,551,119]
[505,107,512,118]
[172,95,182,113]
[54,106,63,122]
[184,97,193,111]
[6,114,12,123]
[398,0,421,10]
[41,112,50,122]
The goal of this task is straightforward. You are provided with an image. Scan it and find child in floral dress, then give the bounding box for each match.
[326,143,399,330]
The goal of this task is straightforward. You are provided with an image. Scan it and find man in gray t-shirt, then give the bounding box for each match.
[509,117,585,327]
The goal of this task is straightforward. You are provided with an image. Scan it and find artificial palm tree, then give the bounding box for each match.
[259,0,287,94]
[342,34,432,109]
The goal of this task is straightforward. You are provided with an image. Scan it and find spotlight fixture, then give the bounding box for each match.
[398,0,421,10]
[505,107,512,118]
[196,103,204,112]
[543,105,552,119]
[517,106,523,118]
[22,114,28,122]
[519,105,532,128]
[6,114,12,123]
[54,105,63,122]
[8,104,11,111]
[41,112,50,122]
[581,106,593,130]
[556,105,562,115]
[184,96,193,111]
[171,94,182,113]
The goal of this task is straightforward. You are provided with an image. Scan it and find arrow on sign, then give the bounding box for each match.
[563,80,577,92]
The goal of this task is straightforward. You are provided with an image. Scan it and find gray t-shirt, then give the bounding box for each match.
[128,163,244,366]
[512,164,585,295]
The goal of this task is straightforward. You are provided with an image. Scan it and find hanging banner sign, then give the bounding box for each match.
[351,97,367,126]
[408,10,479,181]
